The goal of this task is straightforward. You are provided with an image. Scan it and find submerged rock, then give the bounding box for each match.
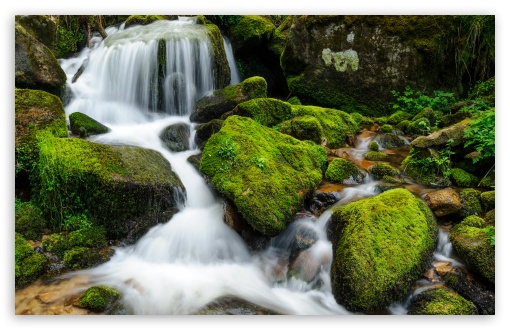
[200,115,326,236]
[407,288,477,315]
[329,188,437,312]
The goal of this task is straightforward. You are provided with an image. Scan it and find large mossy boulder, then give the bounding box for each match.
[69,112,110,138]
[190,76,267,123]
[329,188,438,312]
[231,98,293,127]
[34,136,185,240]
[407,288,477,315]
[15,15,57,51]
[15,22,67,96]
[205,23,231,89]
[79,285,122,313]
[281,16,461,116]
[450,218,495,286]
[200,116,326,236]
[228,15,276,52]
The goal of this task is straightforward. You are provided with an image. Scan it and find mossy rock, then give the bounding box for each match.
[268,16,293,57]
[124,15,166,28]
[379,124,393,134]
[280,115,324,145]
[375,117,388,125]
[484,209,495,226]
[387,110,412,125]
[42,233,71,256]
[396,119,411,133]
[194,119,224,149]
[229,15,275,50]
[15,15,57,51]
[231,98,293,127]
[363,151,389,161]
[15,233,48,289]
[407,288,477,315]
[410,118,471,148]
[34,135,184,239]
[325,158,364,184]
[278,105,358,149]
[450,219,495,285]
[15,202,47,241]
[200,116,326,236]
[480,190,495,211]
[373,133,407,149]
[479,175,495,188]
[329,188,438,312]
[462,215,485,228]
[69,112,110,138]
[63,247,103,270]
[406,117,431,138]
[15,22,67,96]
[368,141,379,151]
[80,285,122,313]
[440,111,472,127]
[460,188,482,218]
[401,155,451,187]
[159,122,190,152]
[449,168,479,187]
[369,162,400,179]
[190,76,267,123]
[205,23,231,89]
[286,96,301,105]
[412,107,436,123]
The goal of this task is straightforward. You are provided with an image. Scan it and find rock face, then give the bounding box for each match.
[190,76,267,123]
[15,22,67,96]
[159,122,190,152]
[329,188,437,312]
[423,187,462,217]
[34,137,185,240]
[200,115,326,236]
[69,112,110,138]
[281,16,460,116]
[407,288,477,315]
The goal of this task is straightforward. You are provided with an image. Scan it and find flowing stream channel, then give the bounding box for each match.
[15,18,463,315]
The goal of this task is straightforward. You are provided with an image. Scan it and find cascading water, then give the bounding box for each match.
[59,18,354,315]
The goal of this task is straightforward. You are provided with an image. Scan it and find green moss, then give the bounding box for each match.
[330,188,437,311]
[388,110,412,125]
[480,190,495,210]
[80,285,121,312]
[287,96,301,105]
[396,119,411,133]
[379,124,393,134]
[368,141,379,151]
[200,116,326,236]
[450,220,495,285]
[325,158,363,184]
[63,247,96,270]
[15,233,34,265]
[460,188,482,217]
[369,163,400,179]
[462,215,485,228]
[479,175,495,188]
[375,117,388,125]
[407,288,477,315]
[230,15,275,43]
[69,112,110,137]
[124,15,166,28]
[449,168,479,187]
[407,117,431,137]
[15,233,48,288]
[268,16,292,56]
[195,119,224,149]
[402,156,450,187]
[350,112,363,125]
[68,226,107,248]
[233,98,293,127]
[364,151,389,161]
[287,116,324,144]
[412,107,436,123]
[205,23,231,88]
[15,202,47,241]
[42,233,71,256]
[484,209,495,226]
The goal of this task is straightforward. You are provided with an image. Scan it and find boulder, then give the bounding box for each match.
[423,187,462,217]
[449,168,479,187]
[194,119,224,149]
[407,288,477,315]
[411,118,471,149]
[325,158,364,184]
[459,188,482,218]
[34,136,185,240]
[480,190,495,211]
[15,15,57,51]
[231,98,293,127]
[369,162,400,180]
[159,122,190,152]
[15,22,67,96]
[329,188,437,312]
[373,133,407,149]
[190,76,267,123]
[69,112,110,138]
[200,116,326,236]
[228,15,275,53]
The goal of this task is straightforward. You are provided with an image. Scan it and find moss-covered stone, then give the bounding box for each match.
[159,122,190,152]
[401,155,451,187]
[450,219,495,285]
[200,116,326,236]
[63,247,100,270]
[411,118,471,148]
[194,119,224,149]
[15,202,46,241]
[484,209,495,226]
[460,188,482,218]
[42,233,71,256]
[480,190,495,211]
[387,110,412,125]
[325,158,364,184]
[369,162,400,179]
[479,175,495,188]
[15,15,57,51]
[69,112,110,138]
[15,233,48,288]
[363,151,389,161]
[230,15,275,47]
[124,15,166,28]
[205,23,231,89]
[232,98,293,127]
[396,119,411,133]
[407,288,477,315]
[278,105,358,149]
[373,133,407,149]
[190,76,267,123]
[412,107,436,123]
[34,135,184,239]
[368,141,379,151]
[449,168,479,187]
[379,124,393,134]
[268,16,293,57]
[280,115,324,145]
[286,96,301,105]
[330,188,437,312]
[80,285,122,312]
[375,117,388,125]
[462,215,485,228]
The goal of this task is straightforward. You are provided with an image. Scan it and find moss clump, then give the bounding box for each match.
[480,190,495,210]
[69,112,110,138]
[42,233,71,256]
[407,288,477,315]
[484,209,495,226]
[15,202,47,241]
[286,96,301,105]
[330,188,437,312]
[15,233,48,288]
[232,98,293,127]
[387,110,412,125]
[396,119,411,133]
[379,124,393,134]
[230,15,275,43]
[449,168,478,187]
[369,163,400,179]
[282,116,324,145]
[200,116,326,236]
[63,247,98,270]
[462,215,485,228]
[268,15,293,56]
[368,141,379,151]
[278,105,358,149]
[124,15,166,28]
[450,219,495,285]
[325,158,364,184]
[363,151,389,161]
[479,175,495,188]
[401,156,450,187]
[375,117,388,125]
[460,188,482,217]
[412,107,436,123]
[68,226,107,248]
[80,285,121,312]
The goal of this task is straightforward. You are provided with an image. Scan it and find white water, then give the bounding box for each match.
[60,19,356,315]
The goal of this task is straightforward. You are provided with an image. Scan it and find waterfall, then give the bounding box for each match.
[59,18,350,315]
[223,35,241,85]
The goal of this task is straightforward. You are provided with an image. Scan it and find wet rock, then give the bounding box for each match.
[369,162,400,180]
[309,184,343,216]
[423,187,462,217]
[480,190,495,211]
[187,153,202,172]
[411,118,470,149]
[223,199,268,251]
[69,112,110,138]
[197,297,279,315]
[373,133,407,149]
[194,119,223,149]
[159,122,190,152]
[459,188,482,218]
[407,287,477,315]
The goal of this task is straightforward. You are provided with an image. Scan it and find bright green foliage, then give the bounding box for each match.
[364,151,389,161]
[404,144,454,180]
[368,141,379,151]
[468,77,495,106]
[387,110,412,125]
[69,112,110,137]
[42,233,71,256]
[463,109,495,163]
[407,288,477,315]
[350,112,363,125]
[206,15,242,29]
[15,201,47,241]
[375,117,388,125]
[230,15,275,43]
[325,158,363,184]
[460,188,482,217]
[80,285,121,312]
[54,16,84,58]
[15,233,48,288]
[369,162,400,179]
[330,188,437,311]
[482,225,495,247]
[200,116,326,236]
[390,86,456,115]
[449,168,479,187]
[402,155,450,187]
[286,96,301,105]
[379,124,393,133]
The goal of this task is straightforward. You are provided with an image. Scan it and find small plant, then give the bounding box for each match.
[406,139,455,178]
[216,137,238,171]
[462,108,495,163]
[251,155,266,169]
[482,225,495,247]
